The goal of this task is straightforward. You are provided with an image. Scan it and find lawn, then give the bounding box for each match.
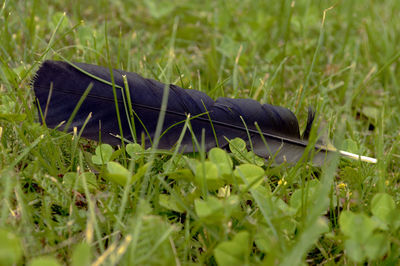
[1,0,400,265]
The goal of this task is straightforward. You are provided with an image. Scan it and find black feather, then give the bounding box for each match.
[33,60,329,164]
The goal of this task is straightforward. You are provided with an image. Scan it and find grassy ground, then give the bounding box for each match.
[1,0,400,265]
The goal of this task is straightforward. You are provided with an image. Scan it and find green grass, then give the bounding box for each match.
[1,0,400,265]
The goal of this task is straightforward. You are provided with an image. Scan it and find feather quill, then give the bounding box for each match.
[32,60,376,164]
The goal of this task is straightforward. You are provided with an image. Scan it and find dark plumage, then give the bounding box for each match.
[33,60,329,164]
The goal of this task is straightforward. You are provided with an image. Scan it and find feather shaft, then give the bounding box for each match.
[339,150,377,163]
